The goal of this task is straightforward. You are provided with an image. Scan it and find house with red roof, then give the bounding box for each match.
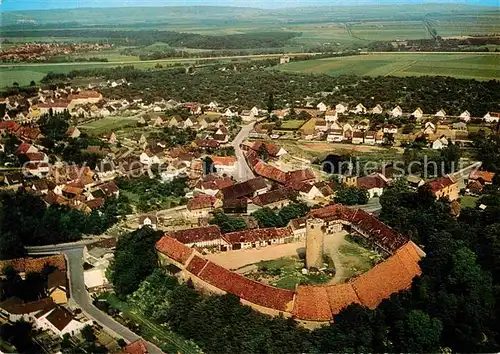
[425,175,459,201]
[166,225,226,250]
[185,194,222,218]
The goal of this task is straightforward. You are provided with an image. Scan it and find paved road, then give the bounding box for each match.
[357,197,382,214]
[28,245,163,354]
[232,121,257,182]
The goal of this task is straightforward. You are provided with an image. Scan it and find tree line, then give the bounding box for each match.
[41,63,500,117]
[1,29,300,49]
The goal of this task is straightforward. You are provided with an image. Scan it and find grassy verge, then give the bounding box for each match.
[460,195,478,209]
[105,293,200,354]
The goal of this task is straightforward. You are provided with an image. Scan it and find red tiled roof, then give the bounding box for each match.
[426,176,456,193]
[197,261,294,312]
[0,297,55,315]
[45,307,73,331]
[118,340,148,354]
[195,139,220,148]
[286,169,315,185]
[252,187,297,206]
[352,241,423,309]
[166,225,222,244]
[156,236,194,265]
[198,176,233,190]
[25,152,46,161]
[469,170,495,184]
[254,161,287,184]
[222,227,292,245]
[185,255,208,276]
[0,255,66,275]
[357,174,387,190]
[211,156,237,166]
[325,283,362,315]
[187,194,218,211]
[293,286,333,321]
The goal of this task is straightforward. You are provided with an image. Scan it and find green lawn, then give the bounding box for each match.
[105,294,200,354]
[338,236,384,281]
[254,256,330,290]
[276,53,500,81]
[461,195,478,209]
[79,117,139,136]
[280,120,306,130]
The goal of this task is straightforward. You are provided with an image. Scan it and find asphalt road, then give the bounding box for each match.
[28,245,163,354]
[232,121,257,182]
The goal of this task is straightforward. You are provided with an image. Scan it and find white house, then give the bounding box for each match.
[184,117,195,128]
[412,108,424,119]
[35,306,92,338]
[139,152,161,166]
[352,131,364,144]
[484,112,500,123]
[335,103,348,114]
[224,108,236,117]
[391,106,403,118]
[250,106,259,116]
[459,110,471,121]
[371,104,384,114]
[353,103,367,114]
[423,121,436,135]
[325,109,338,122]
[326,129,344,143]
[240,110,255,122]
[160,162,187,182]
[211,156,238,175]
[364,131,376,145]
[208,101,219,111]
[432,137,449,150]
[383,124,398,134]
[435,109,447,118]
[317,102,328,112]
[139,215,157,230]
[357,173,388,199]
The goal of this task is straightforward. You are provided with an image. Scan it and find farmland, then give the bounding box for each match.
[78,116,139,136]
[275,53,500,80]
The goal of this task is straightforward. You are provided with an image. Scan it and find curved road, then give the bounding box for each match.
[231,121,257,182]
[28,245,163,354]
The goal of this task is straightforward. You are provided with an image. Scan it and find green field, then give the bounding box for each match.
[280,120,307,130]
[276,53,500,80]
[79,116,139,136]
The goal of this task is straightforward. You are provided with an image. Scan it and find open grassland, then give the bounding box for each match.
[275,53,500,80]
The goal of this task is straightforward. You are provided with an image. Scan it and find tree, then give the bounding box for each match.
[209,211,247,233]
[267,92,274,114]
[29,80,36,86]
[80,325,95,343]
[335,185,369,205]
[252,207,283,228]
[202,156,215,176]
[107,226,163,297]
[392,310,443,353]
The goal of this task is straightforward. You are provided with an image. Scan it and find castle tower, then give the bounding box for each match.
[305,218,325,269]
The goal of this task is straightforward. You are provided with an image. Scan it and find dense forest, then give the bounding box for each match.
[42,63,500,116]
[108,180,500,353]
[0,29,300,49]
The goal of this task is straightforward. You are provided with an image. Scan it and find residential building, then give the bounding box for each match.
[425,175,459,201]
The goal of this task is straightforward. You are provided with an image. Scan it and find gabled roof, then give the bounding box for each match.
[0,297,55,315]
[187,194,218,211]
[0,255,66,275]
[166,225,222,244]
[222,227,292,245]
[196,261,294,312]
[254,161,287,184]
[252,187,296,206]
[45,306,73,331]
[469,170,495,184]
[221,177,267,200]
[426,176,456,193]
[156,236,193,265]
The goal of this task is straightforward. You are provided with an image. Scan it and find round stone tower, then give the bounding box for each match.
[305,218,325,269]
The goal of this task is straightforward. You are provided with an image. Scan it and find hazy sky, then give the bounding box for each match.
[1,0,497,11]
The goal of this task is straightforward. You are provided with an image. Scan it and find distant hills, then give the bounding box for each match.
[1,4,497,28]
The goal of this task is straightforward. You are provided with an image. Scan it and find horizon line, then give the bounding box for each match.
[1,2,499,13]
